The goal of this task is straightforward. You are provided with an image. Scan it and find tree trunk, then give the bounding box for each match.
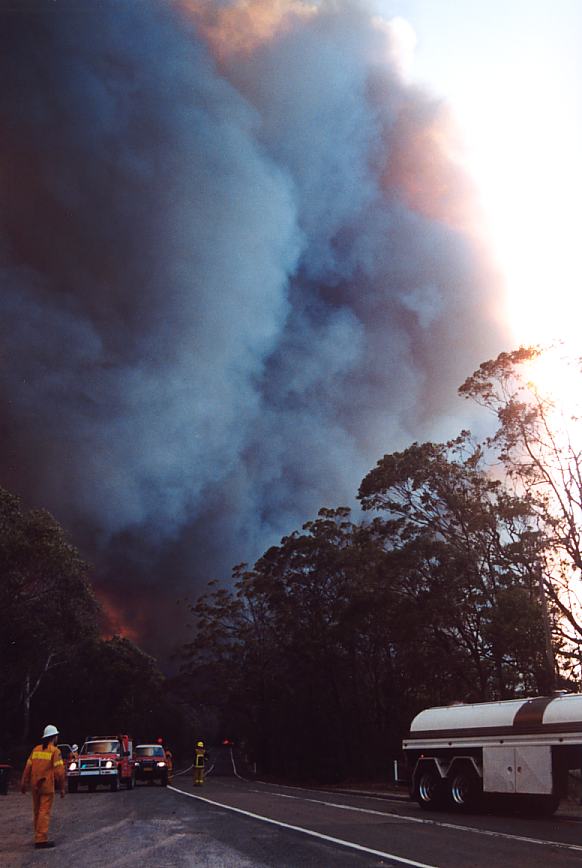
[538,569,557,691]
[22,672,31,742]
[21,653,57,742]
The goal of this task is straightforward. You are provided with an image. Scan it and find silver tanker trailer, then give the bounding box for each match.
[403,692,582,815]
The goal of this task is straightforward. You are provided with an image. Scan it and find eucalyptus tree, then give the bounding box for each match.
[359,433,553,698]
[460,346,582,679]
[0,486,100,742]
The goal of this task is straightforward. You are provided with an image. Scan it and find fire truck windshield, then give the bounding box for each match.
[81,740,120,754]
[135,746,165,758]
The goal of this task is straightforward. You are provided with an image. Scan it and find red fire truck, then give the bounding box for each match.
[67,734,135,792]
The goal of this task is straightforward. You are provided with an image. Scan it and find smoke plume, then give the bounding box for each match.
[0,0,507,657]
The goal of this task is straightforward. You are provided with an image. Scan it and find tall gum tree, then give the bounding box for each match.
[0,486,101,742]
[460,346,582,681]
[358,433,554,698]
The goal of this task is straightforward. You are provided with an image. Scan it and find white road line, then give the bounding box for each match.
[256,779,406,802]
[168,784,436,868]
[245,788,582,856]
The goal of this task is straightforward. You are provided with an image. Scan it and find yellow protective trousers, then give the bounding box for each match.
[194,751,205,786]
[32,790,54,843]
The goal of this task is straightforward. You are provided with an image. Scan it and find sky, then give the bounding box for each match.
[390,0,582,346]
[1,0,579,659]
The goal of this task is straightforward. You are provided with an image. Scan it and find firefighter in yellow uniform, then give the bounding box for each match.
[21,724,65,849]
[194,740,206,786]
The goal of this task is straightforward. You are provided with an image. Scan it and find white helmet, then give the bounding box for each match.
[72,744,79,752]
[43,724,59,738]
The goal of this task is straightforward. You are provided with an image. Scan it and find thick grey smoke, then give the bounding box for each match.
[0,0,507,655]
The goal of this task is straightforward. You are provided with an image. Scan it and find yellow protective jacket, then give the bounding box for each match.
[194,747,208,768]
[21,743,65,795]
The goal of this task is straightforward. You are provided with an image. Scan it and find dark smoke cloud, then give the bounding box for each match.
[0,0,508,658]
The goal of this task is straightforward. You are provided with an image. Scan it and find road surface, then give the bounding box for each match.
[3,747,582,867]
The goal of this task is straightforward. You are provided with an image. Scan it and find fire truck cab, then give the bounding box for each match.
[67,734,135,793]
[403,693,582,815]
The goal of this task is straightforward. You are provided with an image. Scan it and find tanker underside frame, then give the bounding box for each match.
[406,742,580,815]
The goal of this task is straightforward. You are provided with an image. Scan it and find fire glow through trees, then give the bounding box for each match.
[0,0,513,655]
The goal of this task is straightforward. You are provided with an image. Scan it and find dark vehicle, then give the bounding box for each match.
[134,744,168,786]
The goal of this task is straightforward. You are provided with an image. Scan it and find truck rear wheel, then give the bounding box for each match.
[110,775,119,792]
[416,766,447,810]
[449,767,482,812]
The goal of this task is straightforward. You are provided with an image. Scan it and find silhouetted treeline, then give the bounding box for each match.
[0,487,193,761]
[178,433,557,782]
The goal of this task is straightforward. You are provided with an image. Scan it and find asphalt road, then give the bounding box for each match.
[3,749,582,867]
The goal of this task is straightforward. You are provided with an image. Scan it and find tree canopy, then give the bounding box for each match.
[0,486,192,757]
[460,345,582,678]
[0,487,100,743]
[179,433,553,779]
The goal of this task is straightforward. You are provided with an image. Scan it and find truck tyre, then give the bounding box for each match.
[161,773,168,787]
[125,773,135,790]
[416,766,447,810]
[449,766,482,812]
[110,775,119,792]
[67,779,78,794]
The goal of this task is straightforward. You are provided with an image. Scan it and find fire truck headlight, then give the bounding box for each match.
[68,762,77,771]
[156,762,166,767]
[105,761,113,769]
[134,761,140,767]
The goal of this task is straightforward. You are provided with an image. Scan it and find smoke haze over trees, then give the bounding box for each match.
[0,486,190,754]
[179,436,554,779]
[0,0,508,654]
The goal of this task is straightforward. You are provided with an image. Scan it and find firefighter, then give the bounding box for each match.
[70,744,79,763]
[157,737,173,783]
[20,724,65,849]
[164,746,174,783]
[193,740,206,786]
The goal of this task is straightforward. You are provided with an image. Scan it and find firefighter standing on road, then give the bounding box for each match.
[20,724,65,849]
[157,737,173,783]
[194,741,206,786]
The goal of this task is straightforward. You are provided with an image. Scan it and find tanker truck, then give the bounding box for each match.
[402,692,582,815]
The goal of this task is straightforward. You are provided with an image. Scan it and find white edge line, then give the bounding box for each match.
[168,784,436,868]
[251,788,582,856]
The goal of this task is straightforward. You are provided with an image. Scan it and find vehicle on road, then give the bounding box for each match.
[67,734,135,792]
[403,692,582,815]
[133,744,169,785]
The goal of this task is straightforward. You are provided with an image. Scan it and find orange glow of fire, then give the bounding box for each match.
[182,0,315,63]
[96,588,141,643]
